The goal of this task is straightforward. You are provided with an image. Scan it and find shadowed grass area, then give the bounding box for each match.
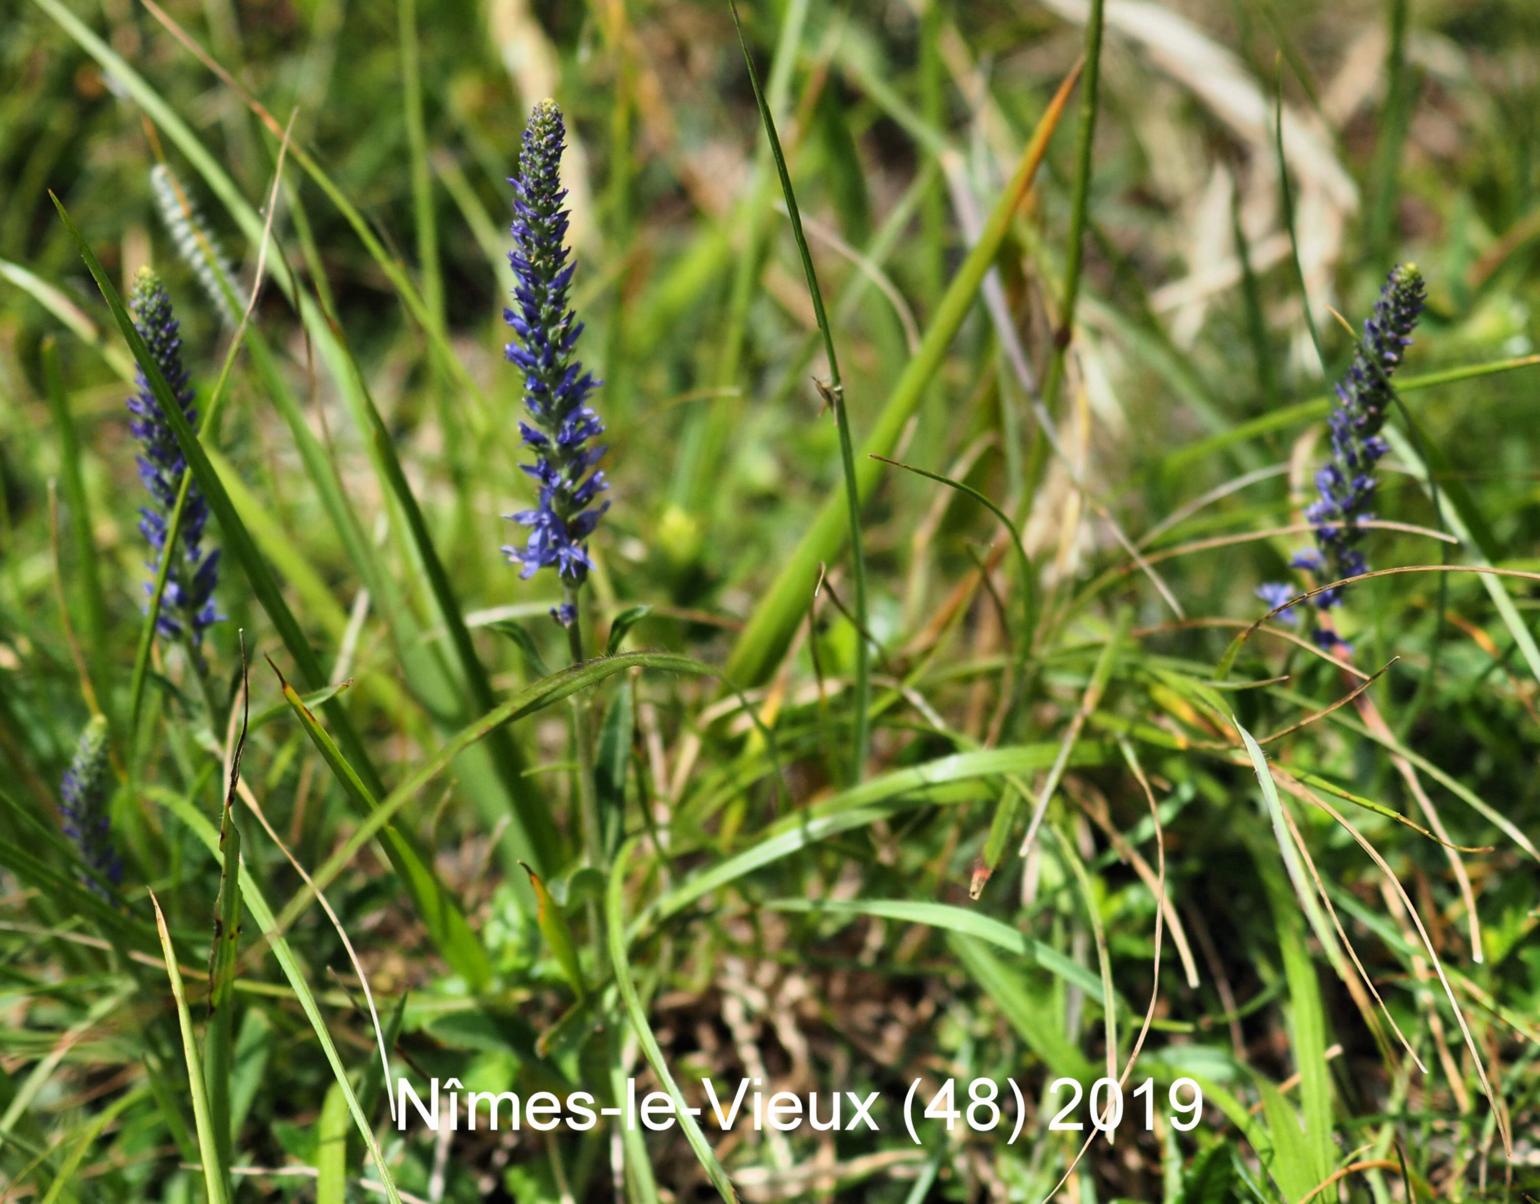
[2,1,1539,1200]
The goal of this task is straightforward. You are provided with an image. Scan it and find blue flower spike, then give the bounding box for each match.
[59,715,121,897]
[1259,263,1426,647]
[127,267,221,654]
[500,100,608,624]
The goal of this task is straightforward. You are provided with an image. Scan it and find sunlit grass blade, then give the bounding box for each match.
[723,57,1082,687]
[150,892,232,1204]
[157,791,404,1204]
[639,742,1101,933]
[728,0,871,782]
[768,897,1107,999]
[269,660,492,989]
[608,837,740,1202]
[0,256,135,378]
[1234,719,1335,1184]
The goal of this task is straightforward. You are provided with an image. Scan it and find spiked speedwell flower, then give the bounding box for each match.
[500,100,607,606]
[127,268,220,650]
[1259,263,1426,644]
[59,716,121,897]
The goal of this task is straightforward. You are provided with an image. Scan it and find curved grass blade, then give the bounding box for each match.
[723,57,1083,687]
[608,838,740,1202]
[150,892,232,1204]
[273,652,743,936]
[269,659,491,989]
[767,897,1106,999]
[0,257,134,378]
[158,792,403,1203]
[641,742,1103,933]
[729,0,871,782]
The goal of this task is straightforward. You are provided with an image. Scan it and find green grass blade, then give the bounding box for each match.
[158,792,403,1204]
[1234,720,1334,1184]
[0,257,134,378]
[205,661,249,1174]
[1384,424,1540,688]
[1037,0,1104,415]
[608,837,740,1202]
[729,0,871,782]
[273,651,725,935]
[47,194,393,793]
[150,893,232,1204]
[316,1082,349,1204]
[643,742,1100,931]
[949,936,1096,1081]
[334,343,562,872]
[723,59,1081,687]
[271,664,492,989]
[40,337,108,681]
[768,897,1106,999]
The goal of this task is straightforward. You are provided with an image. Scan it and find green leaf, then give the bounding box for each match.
[492,620,555,680]
[767,897,1107,999]
[271,664,492,990]
[608,838,740,1202]
[315,1082,349,1204]
[1234,720,1334,1186]
[150,893,232,1204]
[521,862,586,1001]
[595,680,635,857]
[605,605,654,656]
[642,742,1103,933]
[729,0,872,779]
[723,58,1083,687]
